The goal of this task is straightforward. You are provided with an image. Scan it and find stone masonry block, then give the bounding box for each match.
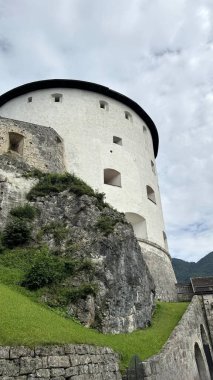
[47,356,70,368]
[0,347,10,359]
[63,345,75,355]
[50,368,65,377]
[64,366,78,377]
[10,347,34,359]
[36,369,50,378]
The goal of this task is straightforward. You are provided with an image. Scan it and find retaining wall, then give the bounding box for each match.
[0,344,122,380]
[139,296,213,380]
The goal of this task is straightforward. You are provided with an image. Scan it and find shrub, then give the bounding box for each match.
[3,219,31,248]
[39,222,68,245]
[0,232,4,254]
[10,204,38,220]
[22,250,64,290]
[63,258,94,275]
[26,172,107,208]
[27,172,94,200]
[95,215,117,235]
[66,283,98,303]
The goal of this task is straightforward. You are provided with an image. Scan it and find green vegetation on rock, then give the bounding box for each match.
[10,204,38,220]
[2,218,31,248]
[0,284,188,370]
[0,247,97,307]
[95,215,118,235]
[26,172,106,207]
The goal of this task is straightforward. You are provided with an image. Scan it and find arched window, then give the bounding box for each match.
[52,93,63,102]
[200,325,213,378]
[8,132,24,155]
[124,111,132,121]
[99,100,109,111]
[163,231,168,251]
[104,169,121,187]
[125,213,147,240]
[151,160,156,174]
[146,185,156,204]
[194,342,210,380]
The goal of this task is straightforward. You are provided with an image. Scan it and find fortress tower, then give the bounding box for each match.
[0,79,177,300]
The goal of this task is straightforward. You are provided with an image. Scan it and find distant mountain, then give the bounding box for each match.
[172,252,213,283]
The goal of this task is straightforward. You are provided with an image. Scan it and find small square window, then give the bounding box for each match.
[124,111,132,121]
[151,160,156,174]
[99,100,109,111]
[113,136,122,146]
[27,97,32,103]
[52,93,62,103]
[143,125,147,132]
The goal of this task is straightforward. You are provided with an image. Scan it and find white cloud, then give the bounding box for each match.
[0,0,213,261]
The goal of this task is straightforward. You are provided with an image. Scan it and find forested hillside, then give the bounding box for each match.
[172,252,213,282]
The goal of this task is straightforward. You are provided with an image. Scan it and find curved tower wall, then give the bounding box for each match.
[0,85,177,300]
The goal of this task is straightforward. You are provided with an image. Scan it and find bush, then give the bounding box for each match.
[27,173,94,200]
[39,222,68,245]
[22,250,64,290]
[95,215,117,236]
[3,219,31,248]
[66,283,98,303]
[10,204,38,220]
[63,258,94,275]
[26,172,107,208]
[0,232,4,253]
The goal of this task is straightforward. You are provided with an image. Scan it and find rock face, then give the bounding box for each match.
[31,192,155,334]
[0,154,37,229]
[0,155,155,334]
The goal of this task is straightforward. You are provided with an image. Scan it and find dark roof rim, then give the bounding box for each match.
[0,79,159,156]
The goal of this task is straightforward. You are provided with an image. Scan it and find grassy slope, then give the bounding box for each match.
[0,284,188,370]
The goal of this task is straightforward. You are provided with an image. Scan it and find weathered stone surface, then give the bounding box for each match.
[0,344,121,380]
[30,191,155,334]
[0,117,65,174]
[0,348,10,359]
[47,356,70,368]
[139,240,177,301]
[10,348,34,359]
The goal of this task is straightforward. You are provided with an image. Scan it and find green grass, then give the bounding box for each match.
[0,283,188,370]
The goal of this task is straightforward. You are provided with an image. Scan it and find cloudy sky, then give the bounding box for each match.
[0,0,213,262]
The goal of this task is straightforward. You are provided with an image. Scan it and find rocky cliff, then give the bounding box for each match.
[0,154,155,334]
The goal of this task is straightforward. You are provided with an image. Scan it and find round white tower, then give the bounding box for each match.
[0,80,177,300]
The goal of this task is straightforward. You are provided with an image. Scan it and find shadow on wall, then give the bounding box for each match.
[200,324,213,379]
[125,212,147,240]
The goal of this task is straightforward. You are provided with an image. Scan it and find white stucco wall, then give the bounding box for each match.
[0,88,167,248]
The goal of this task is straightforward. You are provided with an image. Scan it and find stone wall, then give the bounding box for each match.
[139,240,177,301]
[139,296,213,380]
[0,117,65,173]
[203,294,213,343]
[0,344,121,380]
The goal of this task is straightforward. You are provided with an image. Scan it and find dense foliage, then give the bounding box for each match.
[10,204,38,220]
[3,218,31,248]
[26,172,106,207]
